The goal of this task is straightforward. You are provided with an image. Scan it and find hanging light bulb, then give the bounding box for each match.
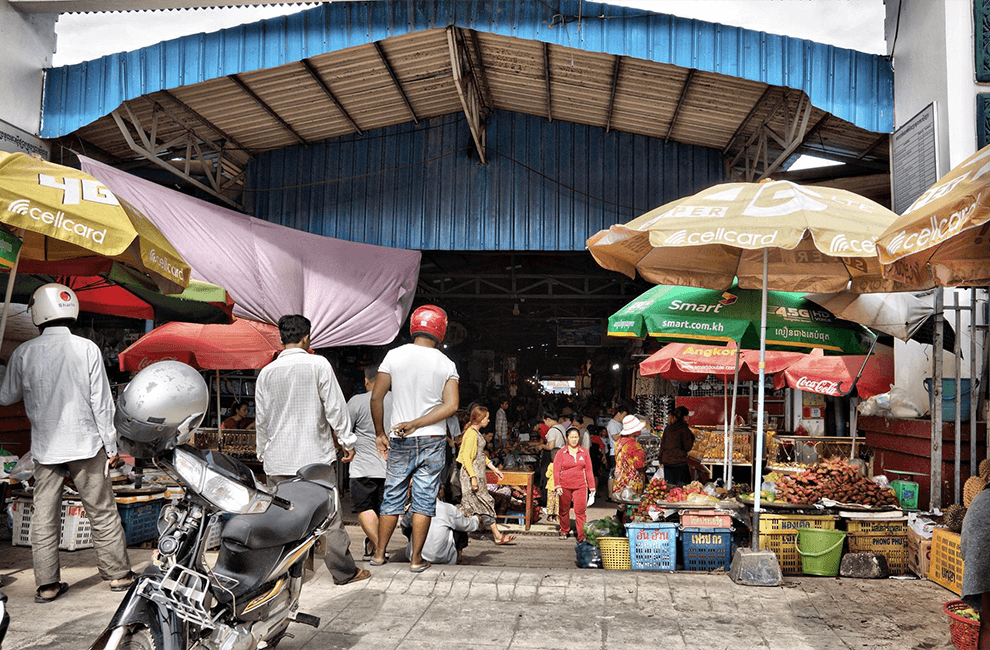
[512,303,520,316]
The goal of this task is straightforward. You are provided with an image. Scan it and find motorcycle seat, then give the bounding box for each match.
[295,463,336,490]
[222,480,330,549]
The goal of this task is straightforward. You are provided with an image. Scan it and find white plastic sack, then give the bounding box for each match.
[9,451,34,482]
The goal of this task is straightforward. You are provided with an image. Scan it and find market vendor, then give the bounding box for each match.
[222,402,255,430]
[961,483,990,649]
[660,406,694,486]
[613,415,646,496]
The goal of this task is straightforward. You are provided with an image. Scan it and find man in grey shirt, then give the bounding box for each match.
[345,365,391,560]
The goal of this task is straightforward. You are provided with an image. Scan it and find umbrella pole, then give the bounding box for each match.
[726,348,741,491]
[722,377,729,483]
[752,249,769,551]
[0,231,24,353]
[216,369,222,439]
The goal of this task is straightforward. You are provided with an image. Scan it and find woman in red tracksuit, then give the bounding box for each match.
[553,427,596,541]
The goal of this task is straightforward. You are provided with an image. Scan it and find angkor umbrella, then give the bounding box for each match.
[589,179,898,549]
[0,152,191,346]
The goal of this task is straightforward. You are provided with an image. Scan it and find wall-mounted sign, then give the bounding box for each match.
[557,318,603,347]
[891,102,939,214]
[0,118,49,160]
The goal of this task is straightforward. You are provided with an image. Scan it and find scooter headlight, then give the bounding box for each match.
[173,448,272,514]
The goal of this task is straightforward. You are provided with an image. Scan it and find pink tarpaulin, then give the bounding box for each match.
[79,157,420,348]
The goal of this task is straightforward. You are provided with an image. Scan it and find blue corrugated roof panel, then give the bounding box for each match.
[247,111,725,251]
[42,0,893,138]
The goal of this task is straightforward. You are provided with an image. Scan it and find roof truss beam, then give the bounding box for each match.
[727,91,817,181]
[300,59,363,135]
[109,101,243,209]
[664,69,695,144]
[417,272,642,301]
[464,29,494,111]
[543,42,553,123]
[158,90,254,160]
[374,42,419,125]
[229,74,307,145]
[447,27,487,164]
[604,56,621,133]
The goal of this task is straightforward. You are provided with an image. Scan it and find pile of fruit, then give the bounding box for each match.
[666,481,707,503]
[635,476,669,517]
[953,604,981,622]
[774,458,898,506]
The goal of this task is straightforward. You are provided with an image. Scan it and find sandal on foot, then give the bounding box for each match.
[495,535,517,545]
[110,572,136,592]
[35,582,69,603]
[368,557,388,567]
[558,534,567,540]
[409,561,432,573]
[342,568,371,585]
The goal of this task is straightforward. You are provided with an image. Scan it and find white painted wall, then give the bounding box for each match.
[0,0,57,135]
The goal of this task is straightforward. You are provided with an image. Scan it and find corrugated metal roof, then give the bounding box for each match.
[42,0,893,139]
[247,110,725,251]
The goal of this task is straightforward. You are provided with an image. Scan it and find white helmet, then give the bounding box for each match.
[115,361,210,459]
[30,283,79,327]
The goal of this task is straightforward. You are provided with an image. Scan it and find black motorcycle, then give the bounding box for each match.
[91,446,336,650]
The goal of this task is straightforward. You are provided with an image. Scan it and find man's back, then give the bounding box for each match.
[379,343,458,438]
[346,391,390,479]
[0,328,110,464]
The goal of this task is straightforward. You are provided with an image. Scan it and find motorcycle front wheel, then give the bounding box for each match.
[118,628,157,650]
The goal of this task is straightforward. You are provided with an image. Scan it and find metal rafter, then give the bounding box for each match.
[725,91,820,181]
[464,29,494,111]
[543,42,553,123]
[109,102,241,208]
[447,27,487,164]
[373,41,419,125]
[664,68,695,144]
[158,90,253,159]
[723,86,775,155]
[604,56,622,133]
[855,133,887,160]
[229,74,306,145]
[417,272,643,301]
[300,58,363,135]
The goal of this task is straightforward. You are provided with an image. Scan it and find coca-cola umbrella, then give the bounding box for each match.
[774,347,894,399]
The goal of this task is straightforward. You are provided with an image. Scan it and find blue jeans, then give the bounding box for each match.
[381,436,446,517]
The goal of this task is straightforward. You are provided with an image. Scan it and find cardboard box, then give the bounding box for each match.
[906,526,932,578]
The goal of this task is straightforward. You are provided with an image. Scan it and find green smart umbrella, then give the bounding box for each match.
[609,284,874,355]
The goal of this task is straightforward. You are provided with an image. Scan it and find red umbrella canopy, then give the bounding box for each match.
[639,342,806,381]
[118,319,282,371]
[774,348,894,398]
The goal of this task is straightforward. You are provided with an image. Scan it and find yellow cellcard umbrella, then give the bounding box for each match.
[588,180,908,294]
[0,152,192,346]
[877,143,990,288]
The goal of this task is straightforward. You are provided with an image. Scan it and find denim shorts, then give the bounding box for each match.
[380,435,446,517]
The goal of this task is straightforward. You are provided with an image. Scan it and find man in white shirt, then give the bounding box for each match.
[0,284,132,602]
[371,305,459,572]
[255,314,369,585]
[495,399,509,445]
[345,364,391,560]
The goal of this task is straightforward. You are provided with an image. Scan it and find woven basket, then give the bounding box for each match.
[598,536,631,570]
[944,600,980,650]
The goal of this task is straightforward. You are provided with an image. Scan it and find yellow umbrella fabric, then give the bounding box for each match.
[0,152,190,293]
[587,180,907,294]
[877,143,990,288]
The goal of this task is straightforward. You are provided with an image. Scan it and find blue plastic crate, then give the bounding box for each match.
[681,526,734,571]
[117,499,165,546]
[625,522,677,571]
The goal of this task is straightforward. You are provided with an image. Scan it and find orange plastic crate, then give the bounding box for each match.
[929,528,964,595]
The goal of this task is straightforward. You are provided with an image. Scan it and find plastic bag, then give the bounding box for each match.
[887,386,923,418]
[9,451,34,482]
[583,517,622,548]
[575,541,603,569]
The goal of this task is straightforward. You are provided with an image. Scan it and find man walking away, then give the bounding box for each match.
[371,305,459,572]
[0,283,133,603]
[346,364,391,560]
[255,314,370,585]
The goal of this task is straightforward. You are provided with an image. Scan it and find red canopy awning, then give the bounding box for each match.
[118,319,283,371]
[774,348,894,398]
[639,342,806,381]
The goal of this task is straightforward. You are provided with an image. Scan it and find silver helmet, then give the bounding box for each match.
[115,360,209,459]
[29,283,79,327]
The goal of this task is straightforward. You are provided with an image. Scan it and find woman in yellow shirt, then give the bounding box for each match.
[456,405,516,545]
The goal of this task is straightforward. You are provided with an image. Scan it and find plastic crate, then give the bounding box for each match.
[681,527,734,571]
[758,514,837,575]
[625,522,677,571]
[117,499,165,546]
[680,510,733,529]
[11,498,94,551]
[929,528,964,595]
[598,536,631,570]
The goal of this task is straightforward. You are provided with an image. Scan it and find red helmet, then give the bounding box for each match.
[409,305,447,343]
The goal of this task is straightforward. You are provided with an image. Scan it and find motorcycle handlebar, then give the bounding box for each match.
[271,495,293,510]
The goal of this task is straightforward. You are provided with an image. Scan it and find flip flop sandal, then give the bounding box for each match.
[558,534,567,540]
[110,572,137,592]
[369,557,388,567]
[35,582,69,603]
[409,561,432,573]
[495,535,517,545]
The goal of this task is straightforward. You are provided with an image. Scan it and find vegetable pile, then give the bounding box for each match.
[774,458,898,506]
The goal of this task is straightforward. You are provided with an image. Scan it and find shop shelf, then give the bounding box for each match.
[681,526,734,571]
[625,522,677,571]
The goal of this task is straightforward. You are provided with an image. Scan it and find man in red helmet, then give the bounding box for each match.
[371,305,459,572]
